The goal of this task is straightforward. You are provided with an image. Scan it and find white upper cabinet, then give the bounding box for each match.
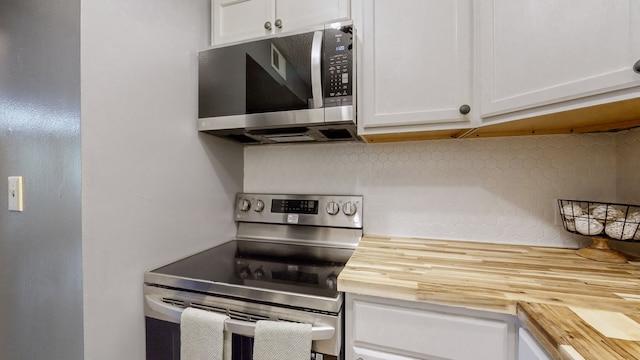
[479,0,640,119]
[354,0,476,138]
[211,0,350,45]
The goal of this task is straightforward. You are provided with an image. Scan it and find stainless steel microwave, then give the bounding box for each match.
[198,21,358,144]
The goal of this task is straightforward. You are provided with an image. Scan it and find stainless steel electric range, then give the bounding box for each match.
[144,193,363,360]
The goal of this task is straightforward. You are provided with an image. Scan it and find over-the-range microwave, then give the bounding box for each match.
[198,21,359,144]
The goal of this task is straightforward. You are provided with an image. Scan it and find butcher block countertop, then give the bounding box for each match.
[338,235,640,360]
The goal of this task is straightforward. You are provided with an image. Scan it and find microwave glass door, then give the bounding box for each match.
[199,32,317,118]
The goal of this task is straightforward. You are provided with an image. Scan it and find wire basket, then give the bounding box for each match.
[558,199,640,263]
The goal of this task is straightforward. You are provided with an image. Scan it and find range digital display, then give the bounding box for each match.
[271,199,319,214]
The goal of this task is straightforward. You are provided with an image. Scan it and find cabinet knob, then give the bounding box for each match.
[459,104,471,115]
[275,19,283,29]
[264,21,272,31]
[634,59,640,74]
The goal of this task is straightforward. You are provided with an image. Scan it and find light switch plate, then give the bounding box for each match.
[8,176,24,211]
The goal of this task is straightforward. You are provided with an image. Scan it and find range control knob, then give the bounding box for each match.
[238,267,251,279]
[253,268,264,280]
[342,202,357,216]
[239,199,251,212]
[254,199,265,212]
[325,275,338,290]
[326,201,340,215]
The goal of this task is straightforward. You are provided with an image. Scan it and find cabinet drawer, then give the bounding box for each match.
[352,299,510,360]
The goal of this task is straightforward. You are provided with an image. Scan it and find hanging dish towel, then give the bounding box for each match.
[180,307,231,360]
[253,320,312,360]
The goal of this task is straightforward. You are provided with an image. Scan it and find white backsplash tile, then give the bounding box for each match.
[245,130,640,249]
[617,128,640,203]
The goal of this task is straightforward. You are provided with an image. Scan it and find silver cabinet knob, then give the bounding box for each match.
[326,201,340,215]
[240,199,251,212]
[275,19,283,28]
[634,59,640,74]
[264,21,272,31]
[254,199,265,212]
[343,202,357,216]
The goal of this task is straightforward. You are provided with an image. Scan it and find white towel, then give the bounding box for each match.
[253,320,312,360]
[180,307,231,360]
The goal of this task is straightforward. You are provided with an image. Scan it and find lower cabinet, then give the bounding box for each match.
[346,293,517,360]
[518,328,552,360]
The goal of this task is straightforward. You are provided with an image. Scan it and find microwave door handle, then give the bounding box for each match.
[145,295,335,340]
[311,30,323,109]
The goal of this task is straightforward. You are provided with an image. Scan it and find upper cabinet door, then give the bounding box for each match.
[480,0,640,118]
[274,0,350,32]
[357,0,475,135]
[212,0,274,45]
[212,0,350,45]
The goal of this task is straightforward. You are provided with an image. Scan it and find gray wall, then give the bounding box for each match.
[81,0,243,358]
[0,0,84,359]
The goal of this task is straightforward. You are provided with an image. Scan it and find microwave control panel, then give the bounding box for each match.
[324,25,353,107]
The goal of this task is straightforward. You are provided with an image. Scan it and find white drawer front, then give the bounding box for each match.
[353,300,510,360]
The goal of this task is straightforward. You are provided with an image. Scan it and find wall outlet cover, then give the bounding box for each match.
[8,176,24,212]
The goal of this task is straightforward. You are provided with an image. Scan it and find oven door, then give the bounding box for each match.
[144,286,342,360]
[145,317,258,360]
[145,319,337,360]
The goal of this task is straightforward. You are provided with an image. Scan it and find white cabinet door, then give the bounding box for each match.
[212,0,274,44]
[275,0,350,32]
[212,0,350,45]
[356,0,475,136]
[518,328,552,360]
[347,295,512,360]
[479,0,640,118]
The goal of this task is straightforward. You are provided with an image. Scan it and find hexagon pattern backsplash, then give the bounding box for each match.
[245,129,640,248]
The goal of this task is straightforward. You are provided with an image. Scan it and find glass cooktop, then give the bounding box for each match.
[146,240,347,300]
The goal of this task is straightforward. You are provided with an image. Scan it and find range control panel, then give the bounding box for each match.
[235,193,363,229]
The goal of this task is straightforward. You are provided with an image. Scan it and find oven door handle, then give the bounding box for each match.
[145,295,335,340]
[224,318,335,340]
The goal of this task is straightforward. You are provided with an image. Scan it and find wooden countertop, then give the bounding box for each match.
[518,302,640,360]
[338,235,640,360]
